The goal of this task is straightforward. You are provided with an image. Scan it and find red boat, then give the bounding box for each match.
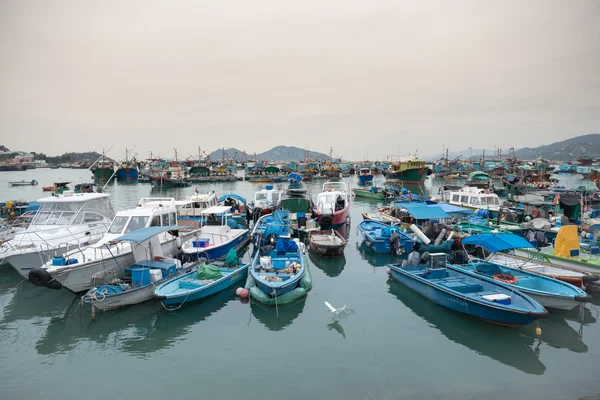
[312,182,350,229]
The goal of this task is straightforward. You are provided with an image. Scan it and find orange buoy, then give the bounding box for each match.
[493,273,518,284]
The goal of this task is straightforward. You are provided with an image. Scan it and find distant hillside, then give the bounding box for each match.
[514,134,600,161]
[208,146,332,161]
[0,145,10,153]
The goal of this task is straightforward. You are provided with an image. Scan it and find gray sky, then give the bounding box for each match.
[1,0,599,161]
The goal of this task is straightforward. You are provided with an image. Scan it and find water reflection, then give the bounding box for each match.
[356,242,403,267]
[387,280,546,375]
[249,297,306,331]
[309,251,346,277]
[327,319,346,339]
[36,290,236,358]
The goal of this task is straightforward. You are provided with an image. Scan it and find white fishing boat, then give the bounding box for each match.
[0,192,114,278]
[81,226,195,313]
[29,197,198,293]
[247,185,284,222]
[175,190,218,224]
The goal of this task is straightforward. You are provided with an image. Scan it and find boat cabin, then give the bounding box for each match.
[105,197,178,237]
[176,190,218,218]
[316,182,349,214]
[252,185,283,208]
[30,192,114,229]
[447,187,500,211]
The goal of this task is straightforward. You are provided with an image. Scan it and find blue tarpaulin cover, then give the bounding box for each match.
[395,202,450,219]
[115,226,182,243]
[461,233,535,252]
[434,202,474,214]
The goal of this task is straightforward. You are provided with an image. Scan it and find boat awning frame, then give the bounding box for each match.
[218,194,247,204]
[200,205,232,215]
[461,233,535,252]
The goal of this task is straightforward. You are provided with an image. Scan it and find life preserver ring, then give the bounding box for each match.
[531,208,540,219]
[493,273,517,284]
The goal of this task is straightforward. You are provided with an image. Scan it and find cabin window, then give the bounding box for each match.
[32,212,51,225]
[256,193,268,201]
[108,216,130,233]
[460,195,468,203]
[125,216,149,233]
[57,212,76,225]
[161,214,169,226]
[46,212,61,225]
[469,197,479,205]
[452,194,459,202]
[490,197,499,205]
[480,197,488,205]
[169,213,176,225]
[72,213,84,225]
[150,216,161,227]
[83,213,105,223]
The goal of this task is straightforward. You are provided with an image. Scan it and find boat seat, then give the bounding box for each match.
[441,280,484,294]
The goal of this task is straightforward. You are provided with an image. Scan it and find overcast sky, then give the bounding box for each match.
[1,0,598,160]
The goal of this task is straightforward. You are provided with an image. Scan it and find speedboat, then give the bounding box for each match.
[313,181,350,229]
[1,192,115,278]
[388,252,548,327]
[29,198,197,293]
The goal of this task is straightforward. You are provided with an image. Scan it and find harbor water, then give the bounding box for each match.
[1,169,600,400]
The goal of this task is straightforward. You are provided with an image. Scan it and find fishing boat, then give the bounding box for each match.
[313,181,350,229]
[388,253,548,327]
[444,186,501,215]
[41,181,71,193]
[247,185,284,222]
[9,180,38,187]
[91,156,115,182]
[460,234,592,310]
[357,167,374,185]
[81,226,193,312]
[383,157,429,183]
[352,186,397,200]
[287,173,307,196]
[358,220,416,255]
[154,256,249,308]
[181,206,250,261]
[308,230,347,256]
[29,197,196,293]
[1,192,115,278]
[218,194,248,226]
[250,235,306,297]
[116,149,139,182]
[361,211,403,225]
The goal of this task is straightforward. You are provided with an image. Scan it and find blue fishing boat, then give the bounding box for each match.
[460,234,592,310]
[154,257,249,308]
[250,236,306,297]
[181,206,250,261]
[388,253,548,327]
[358,220,416,254]
[251,210,291,246]
[357,167,374,185]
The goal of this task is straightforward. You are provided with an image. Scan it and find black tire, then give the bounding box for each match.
[29,268,51,287]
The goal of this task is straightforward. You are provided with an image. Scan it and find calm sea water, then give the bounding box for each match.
[1,169,599,400]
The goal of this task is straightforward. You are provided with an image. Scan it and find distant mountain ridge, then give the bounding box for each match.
[513,134,600,160]
[207,146,332,161]
[425,134,600,162]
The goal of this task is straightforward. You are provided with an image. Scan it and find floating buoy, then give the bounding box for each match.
[235,287,243,296]
[240,289,249,299]
[536,326,542,336]
[386,267,391,276]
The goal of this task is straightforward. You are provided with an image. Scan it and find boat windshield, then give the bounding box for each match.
[255,193,268,201]
[125,216,149,232]
[32,202,83,225]
[108,216,130,233]
[488,196,499,205]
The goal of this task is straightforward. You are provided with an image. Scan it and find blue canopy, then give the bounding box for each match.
[461,233,535,252]
[115,226,183,243]
[288,173,303,182]
[396,202,450,219]
[434,202,474,215]
[218,194,247,204]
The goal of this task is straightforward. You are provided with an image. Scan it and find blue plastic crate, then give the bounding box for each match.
[192,238,210,248]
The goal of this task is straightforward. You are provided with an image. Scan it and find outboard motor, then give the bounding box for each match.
[406,251,421,266]
[29,268,62,290]
[389,231,402,255]
[420,251,431,265]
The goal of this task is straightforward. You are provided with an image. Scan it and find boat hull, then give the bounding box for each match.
[314,206,350,229]
[116,167,139,181]
[156,265,249,306]
[183,231,250,261]
[352,189,385,199]
[93,167,114,181]
[384,167,428,183]
[6,247,76,278]
[308,231,346,257]
[358,175,374,185]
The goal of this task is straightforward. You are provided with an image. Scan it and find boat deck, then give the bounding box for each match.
[311,234,345,246]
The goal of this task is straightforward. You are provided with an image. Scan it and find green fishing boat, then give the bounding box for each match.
[352,186,396,200]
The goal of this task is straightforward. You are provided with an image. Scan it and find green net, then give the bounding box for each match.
[196,264,222,280]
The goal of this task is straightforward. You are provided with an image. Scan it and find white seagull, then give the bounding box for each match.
[324,301,346,316]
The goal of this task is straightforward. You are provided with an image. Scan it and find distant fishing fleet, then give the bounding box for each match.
[1,146,600,330]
